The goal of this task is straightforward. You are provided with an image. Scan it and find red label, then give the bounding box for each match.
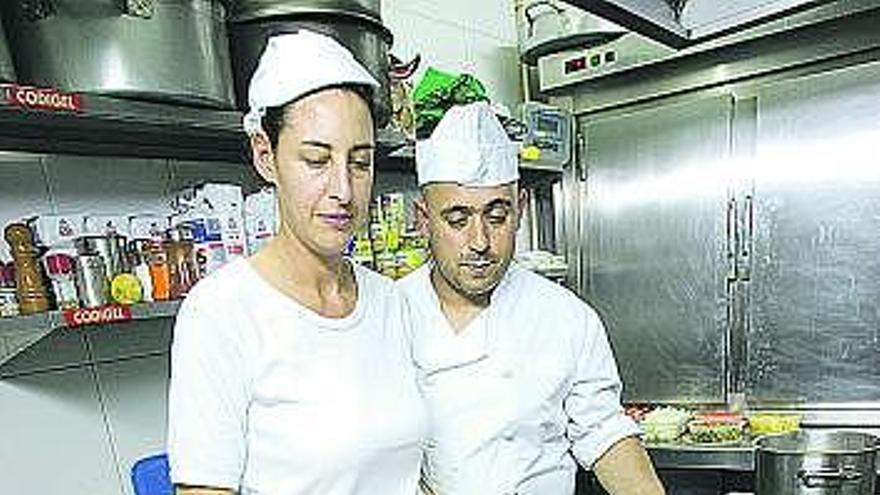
[3,84,84,112]
[63,304,132,328]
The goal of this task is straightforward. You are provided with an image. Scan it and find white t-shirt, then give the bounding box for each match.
[398,262,640,495]
[167,258,427,495]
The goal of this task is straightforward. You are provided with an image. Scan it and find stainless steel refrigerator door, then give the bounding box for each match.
[579,95,733,403]
[746,61,880,406]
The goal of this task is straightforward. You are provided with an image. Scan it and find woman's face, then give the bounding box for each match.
[253,88,375,259]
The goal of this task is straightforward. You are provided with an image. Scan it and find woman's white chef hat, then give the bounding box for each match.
[243,30,379,136]
[415,101,519,187]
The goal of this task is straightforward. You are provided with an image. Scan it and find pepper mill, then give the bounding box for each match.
[4,223,49,314]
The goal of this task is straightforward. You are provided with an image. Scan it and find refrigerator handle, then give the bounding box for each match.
[738,194,754,281]
[576,132,588,182]
[726,196,738,281]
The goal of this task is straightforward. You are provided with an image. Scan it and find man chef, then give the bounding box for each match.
[398,101,666,495]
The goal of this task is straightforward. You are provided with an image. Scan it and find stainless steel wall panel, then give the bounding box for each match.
[746,62,880,405]
[580,95,734,403]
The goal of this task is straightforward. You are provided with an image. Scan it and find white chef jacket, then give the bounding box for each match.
[167,258,427,495]
[397,262,640,495]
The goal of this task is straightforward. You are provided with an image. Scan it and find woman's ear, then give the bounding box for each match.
[250,130,277,184]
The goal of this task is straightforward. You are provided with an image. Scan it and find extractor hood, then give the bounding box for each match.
[561,0,880,48]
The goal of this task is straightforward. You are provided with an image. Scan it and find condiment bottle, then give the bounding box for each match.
[148,240,170,301]
[4,223,50,314]
[44,253,79,310]
[127,240,154,303]
[165,226,198,299]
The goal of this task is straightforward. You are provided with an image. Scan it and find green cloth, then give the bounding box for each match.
[412,67,488,138]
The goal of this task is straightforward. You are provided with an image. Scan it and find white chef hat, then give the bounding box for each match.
[415,101,519,187]
[243,30,380,136]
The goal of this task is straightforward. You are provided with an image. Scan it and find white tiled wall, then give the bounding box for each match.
[0,367,124,494]
[0,2,522,494]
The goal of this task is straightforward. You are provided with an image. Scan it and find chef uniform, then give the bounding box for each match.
[399,102,641,495]
[166,32,427,495]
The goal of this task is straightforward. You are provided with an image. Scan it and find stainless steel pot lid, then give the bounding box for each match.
[756,431,880,455]
[228,0,381,23]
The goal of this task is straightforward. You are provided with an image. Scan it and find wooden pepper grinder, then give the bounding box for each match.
[4,223,49,314]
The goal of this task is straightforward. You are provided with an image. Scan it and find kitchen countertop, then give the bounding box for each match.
[647,442,756,471]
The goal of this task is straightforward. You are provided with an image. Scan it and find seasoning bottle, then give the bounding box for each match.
[148,240,170,301]
[0,262,20,317]
[4,223,50,314]
[44,253,79,310]
[127,240,154,303]
[165,226,197,299]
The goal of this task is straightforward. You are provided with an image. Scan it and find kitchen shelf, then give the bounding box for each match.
[0,300,180,377]
[0,83,411,163]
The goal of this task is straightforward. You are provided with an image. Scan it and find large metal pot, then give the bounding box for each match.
[519,0,625,65]
[756,431,880,495]
[0,19,15,82]
[228,0,380,23]
[229,11,392,126]
[3,0,235,108]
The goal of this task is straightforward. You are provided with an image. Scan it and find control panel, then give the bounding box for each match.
[519,102,572,171]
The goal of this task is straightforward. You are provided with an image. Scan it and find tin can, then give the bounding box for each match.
[75,234,128,281]
[74,254,109,308]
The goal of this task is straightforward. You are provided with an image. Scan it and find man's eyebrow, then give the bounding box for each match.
[440,205,474,216]
[350,143,375,152]
[483,199,513,211]
[300,141,331,150]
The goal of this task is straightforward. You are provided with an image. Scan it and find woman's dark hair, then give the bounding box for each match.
[261,84,376,150]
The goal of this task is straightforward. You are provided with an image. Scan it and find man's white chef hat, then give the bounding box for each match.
[243,30,379,136]
[415,101,519,187]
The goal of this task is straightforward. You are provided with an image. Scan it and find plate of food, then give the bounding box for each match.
[684,417,746,446]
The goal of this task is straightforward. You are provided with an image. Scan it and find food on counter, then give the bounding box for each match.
[686,419,745,444]
[748,413,801,435]
[641,406,691,443]
[685,411,746,444]
[624,404,653,422]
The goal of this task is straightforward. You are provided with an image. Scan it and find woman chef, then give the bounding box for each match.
[166,31,427,495]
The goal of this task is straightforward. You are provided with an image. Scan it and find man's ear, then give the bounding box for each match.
[250,130,277,184]
[414,195,432,239]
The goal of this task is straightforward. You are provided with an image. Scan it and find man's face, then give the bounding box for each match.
[417,182,526,300]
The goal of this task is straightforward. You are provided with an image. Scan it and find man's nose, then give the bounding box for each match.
[466,216,490,253]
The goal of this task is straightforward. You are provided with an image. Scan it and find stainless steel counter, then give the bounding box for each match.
[647,443,755,471]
